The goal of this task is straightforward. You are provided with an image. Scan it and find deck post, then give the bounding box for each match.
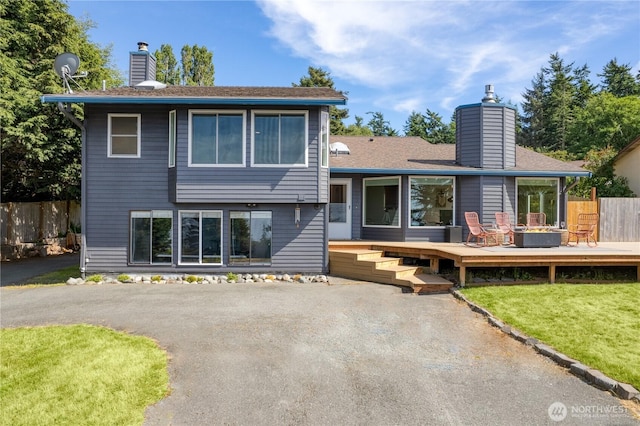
[549,264,556,284]
[459,266,466,286]
[430,258,440,274]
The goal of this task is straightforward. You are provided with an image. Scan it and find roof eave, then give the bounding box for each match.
[41,94,347,106]
[329,167,591,177]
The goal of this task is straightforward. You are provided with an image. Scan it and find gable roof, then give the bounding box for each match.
[329,136,590,177]
[613,135,640,163]
[41,86,347,106]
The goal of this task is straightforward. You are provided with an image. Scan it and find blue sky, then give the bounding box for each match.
[68,0,640,132]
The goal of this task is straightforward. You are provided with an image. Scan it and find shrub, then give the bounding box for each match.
[185,275,198,283]
[117,274,131,282]
[226,272,238,282]
[86,274,103,283]
[151,275,162,282]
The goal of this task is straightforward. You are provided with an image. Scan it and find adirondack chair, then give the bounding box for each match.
[494,212,515,245]
[464,212,503,246]
[568,213,599,247]
[526,212,547,228]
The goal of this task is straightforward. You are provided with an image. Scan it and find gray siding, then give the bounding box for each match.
[175,106,324,203]
[129,52,156,86]
[82,104,327,273]
[456,104,517,169]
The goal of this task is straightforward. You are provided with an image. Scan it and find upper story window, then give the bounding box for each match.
[252,111,308,167]
[168,110,176,168]
[189,110,245,166]
[108,113,140,158]
[321,111,329,168]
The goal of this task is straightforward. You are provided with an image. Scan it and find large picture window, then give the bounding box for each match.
[252,112,307,166]
[179,211,222,264]
[109,113,140,157]
[363,177,400,227]
[189,110,245,166]
[409,177,455,226]
[516,178,559,226]
[230,211,272,266]
[130,211,172,264]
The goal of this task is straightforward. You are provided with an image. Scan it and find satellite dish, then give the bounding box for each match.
[54,53,80,77]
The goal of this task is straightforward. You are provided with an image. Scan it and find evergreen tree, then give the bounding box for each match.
[0,0,122,201]
[344,116,373,136]
[598,58,640,97]
[367,112,397,136]
[293,66,348,134]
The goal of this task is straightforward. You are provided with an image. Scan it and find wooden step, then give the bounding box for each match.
[329,249,452,294]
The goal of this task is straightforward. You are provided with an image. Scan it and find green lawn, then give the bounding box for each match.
[0,324,170,426]
[460,283,640,390]
[26,265,81,285]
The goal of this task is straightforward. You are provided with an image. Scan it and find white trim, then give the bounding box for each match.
[320,110,330,168]
[250,110,309,167]
[362,176,402,229]
[129,210,173,265]
[108,113,141,158]
[187,109,246,167]
[177,210,223,265]
[407,175,456,228]
[515,177,560,226]
[168,110,176,168]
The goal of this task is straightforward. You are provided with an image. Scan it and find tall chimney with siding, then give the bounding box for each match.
[455,84,516,169]
[129,42,157,86]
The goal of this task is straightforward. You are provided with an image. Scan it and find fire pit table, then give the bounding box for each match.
[513,230,561,248]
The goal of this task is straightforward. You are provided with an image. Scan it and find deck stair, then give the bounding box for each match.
[329,249,453,294]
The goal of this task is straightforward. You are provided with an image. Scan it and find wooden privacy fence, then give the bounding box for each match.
[598,198,640,242]
[1,201,81,245]
[567,198,640,242]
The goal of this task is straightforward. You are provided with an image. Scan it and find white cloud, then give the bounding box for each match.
[257,0,639,125]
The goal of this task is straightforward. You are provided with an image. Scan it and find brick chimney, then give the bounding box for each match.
[129,42,157,86]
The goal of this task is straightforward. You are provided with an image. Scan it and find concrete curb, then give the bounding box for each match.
[450,288,640,403]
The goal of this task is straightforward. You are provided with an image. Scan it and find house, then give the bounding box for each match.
[613,135,640,196]
[42,43,346,275]
[327,87,590,242]
[42,45,589,275]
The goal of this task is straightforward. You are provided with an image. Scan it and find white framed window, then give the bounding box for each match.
[130,210,172,264]
[321,111,329,168]
[516,178,559,226]
[252,111,308,167]
[108,113,141,158]
[168,110,176,167]
[188,110,246,167]
[230,211,272,266]
[409,176,455,227]
[179,210,223,265]
[363,176,401,228]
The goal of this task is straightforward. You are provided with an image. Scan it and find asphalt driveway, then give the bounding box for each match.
[1,281,637,425]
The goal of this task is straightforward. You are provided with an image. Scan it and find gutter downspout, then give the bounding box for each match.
[57,102,87,278]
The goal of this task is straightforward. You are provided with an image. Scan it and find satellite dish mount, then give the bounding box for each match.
[54,53,87,93]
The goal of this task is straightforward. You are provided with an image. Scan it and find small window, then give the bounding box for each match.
[189,110,245,166]
[168,110,176,167]
[130,211,172,264]
[252,111,308,166]
[230,211,272,265]
[321,111,329,167]
[516,178,559,226]
[109,114,140,157]
[179,211,222,264]
[363,177,400,227]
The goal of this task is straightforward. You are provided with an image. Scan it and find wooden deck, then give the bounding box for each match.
[329,241,640,286]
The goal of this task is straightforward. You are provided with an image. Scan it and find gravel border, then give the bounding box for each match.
[450,288,640,402]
